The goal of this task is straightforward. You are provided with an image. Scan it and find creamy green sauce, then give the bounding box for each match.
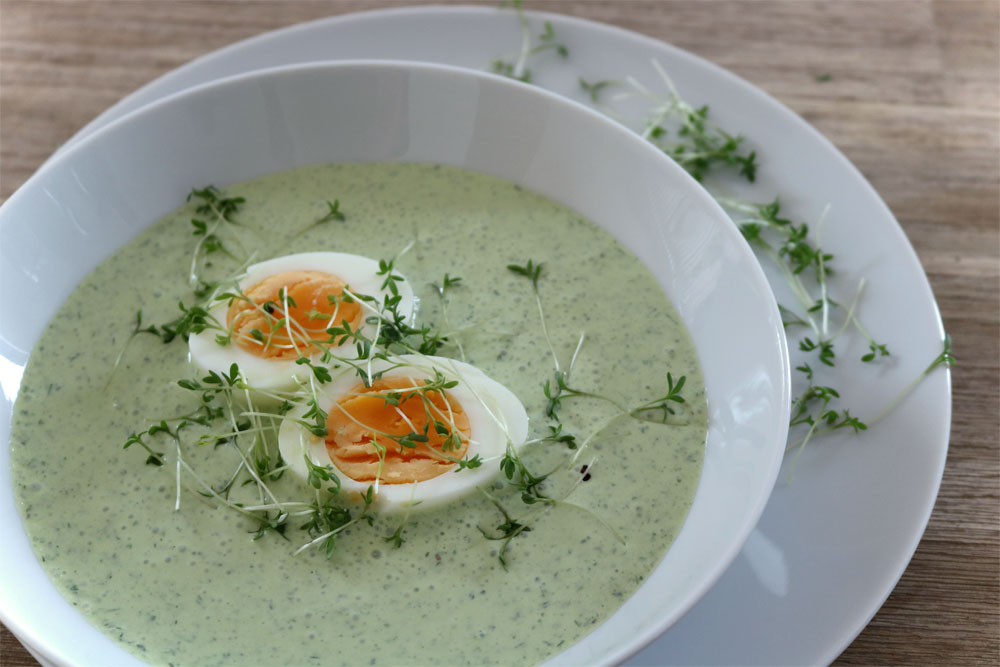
[11,163,706,666]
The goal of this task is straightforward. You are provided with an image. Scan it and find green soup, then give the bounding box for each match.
[11,163,706,666]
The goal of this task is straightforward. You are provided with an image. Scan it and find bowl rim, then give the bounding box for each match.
[0,58,790,666]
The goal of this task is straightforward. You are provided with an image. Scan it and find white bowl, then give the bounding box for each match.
[0,61,789,665]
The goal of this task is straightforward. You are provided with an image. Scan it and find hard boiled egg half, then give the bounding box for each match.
[189,252,414,390]
[278,354,529,511]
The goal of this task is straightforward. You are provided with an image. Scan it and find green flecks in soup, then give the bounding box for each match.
[11,163,706,666]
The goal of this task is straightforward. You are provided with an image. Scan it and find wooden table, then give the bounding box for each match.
[1,1,997,665]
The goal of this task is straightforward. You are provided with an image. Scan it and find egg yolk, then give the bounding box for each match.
[227,270,362,360]
[325,377,471,484]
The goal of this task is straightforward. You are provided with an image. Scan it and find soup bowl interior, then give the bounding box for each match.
[0,61,789,665]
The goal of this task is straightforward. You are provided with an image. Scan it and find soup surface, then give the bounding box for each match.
[11,163,706,665]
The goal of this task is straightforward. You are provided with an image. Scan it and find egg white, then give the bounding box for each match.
[188,252,415,391]
[277,354,529,511]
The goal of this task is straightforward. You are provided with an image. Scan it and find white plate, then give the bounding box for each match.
[53,6,951,665]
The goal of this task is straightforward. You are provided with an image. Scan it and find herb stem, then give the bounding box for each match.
[567,331,585,379]
[867,335,954,426]
[535,288,560,373]
[174,439,183,511]
[815,204,832,339]
[829,278,866,342]
[512,1,531,80]
[293,516,362,556]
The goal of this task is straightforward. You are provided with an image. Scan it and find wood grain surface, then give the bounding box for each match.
[1,1,997,665]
